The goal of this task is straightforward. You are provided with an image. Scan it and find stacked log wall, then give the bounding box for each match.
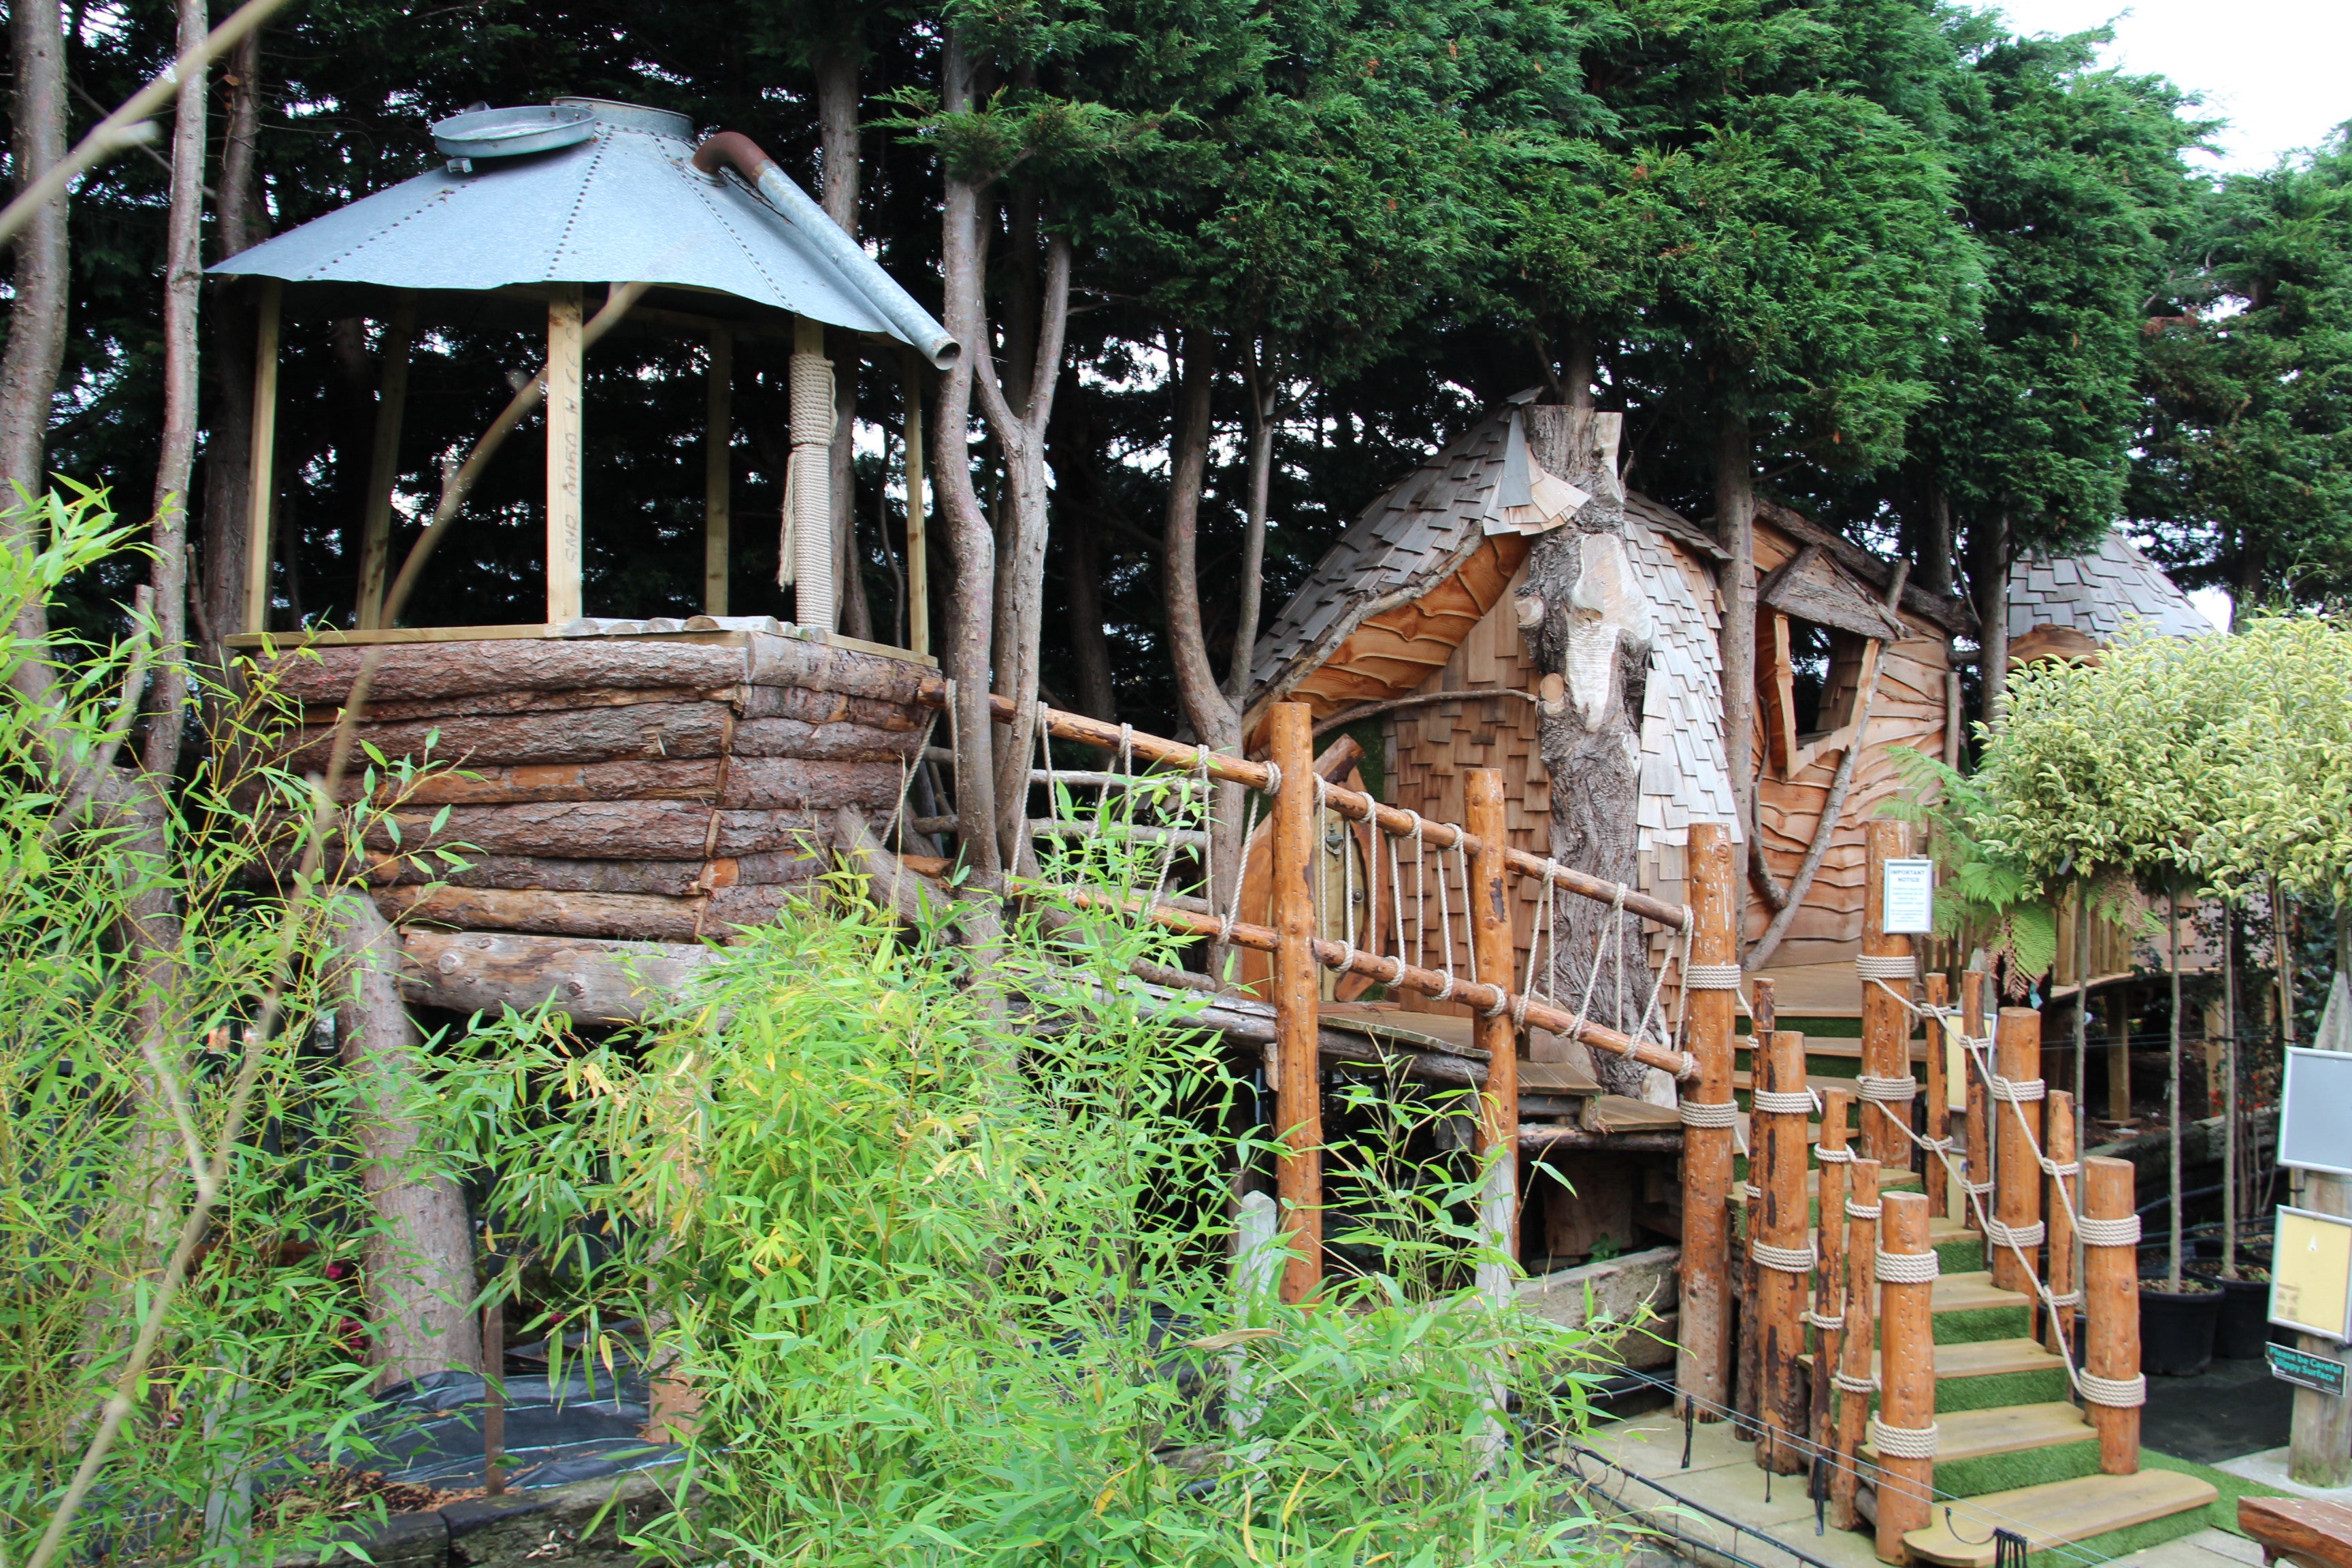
[260,632,934,951]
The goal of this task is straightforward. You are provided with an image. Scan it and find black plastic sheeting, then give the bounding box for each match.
[339,1368,682,1492]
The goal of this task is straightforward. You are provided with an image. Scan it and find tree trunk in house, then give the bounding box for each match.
[142,0,209,783]
[932,31,1000,886]
[1226,344,1276,705]
[1522,404,1656,1098]
[201,31,267,653]
[336,894,482,1389]
[0,0,68,658]
[1063,517,1115,721]
[1972,510,2010,731]
[1714,404,1756,868]
[1922,485,1954,598]
[1162,335,1245,955]
[815,50,870,642]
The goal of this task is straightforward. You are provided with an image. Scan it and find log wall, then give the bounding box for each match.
[255,629,935,970]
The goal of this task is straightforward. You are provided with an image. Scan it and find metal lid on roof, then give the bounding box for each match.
[209,97,955,364]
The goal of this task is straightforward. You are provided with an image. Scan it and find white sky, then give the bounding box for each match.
[1993,0,2351,173]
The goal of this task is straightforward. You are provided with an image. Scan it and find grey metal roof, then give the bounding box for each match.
[209,99,951,359]
[2007,527,2215,644]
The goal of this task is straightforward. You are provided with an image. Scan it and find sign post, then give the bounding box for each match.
[2281,975,2352,1488]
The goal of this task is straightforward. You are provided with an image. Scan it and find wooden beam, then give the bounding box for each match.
[1829,1156,1881,1532]
[1963,968,1993,1234]
[1861,819,1916,1165]
[1676,820,1738,1423]
[2083,1155,2141,1474]
[902,350,929,659]
[546,282,585,624]
[1991,1005,2044,1295]
[355,291,416,630]
[1812,1085,1856,1456]
[1875,1192,1938,1559]
[2046,1088,2078,1355]
[242,277,281,634]
[1467,768,1517,1277]
[1755,1026,1811,1474]
[704,327,732,617]
[1270,703,1322,1304]
[1924,973,1955,1219]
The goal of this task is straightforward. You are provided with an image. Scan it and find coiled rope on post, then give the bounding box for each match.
[1752,1239,1820,1275]
[1876,1250,1940,1285]
[1869,1417,1941,1460]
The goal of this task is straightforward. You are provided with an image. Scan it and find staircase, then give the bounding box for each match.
[1729,1024,2219,1567]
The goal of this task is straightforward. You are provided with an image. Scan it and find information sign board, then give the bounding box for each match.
[2271,1206,2352,1342]
[2267,1342,2349,1398]
[1882,859,1936,935]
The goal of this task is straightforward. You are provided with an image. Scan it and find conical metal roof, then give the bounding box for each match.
[209,98,955,365]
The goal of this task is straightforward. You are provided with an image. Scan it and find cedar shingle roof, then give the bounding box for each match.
[2007,529,2215,644]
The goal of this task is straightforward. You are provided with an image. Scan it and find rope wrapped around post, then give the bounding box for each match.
[1874,1192,1940,1557]
[1829,1157,1882,1531]
[1750,1026,1813,1475]
[2082,1159,2146,1473]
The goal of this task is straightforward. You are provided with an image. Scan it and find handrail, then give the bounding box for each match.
[916,685,1693,932]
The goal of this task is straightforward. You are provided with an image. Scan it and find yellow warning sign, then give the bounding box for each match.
[2271,1207,2352,1341]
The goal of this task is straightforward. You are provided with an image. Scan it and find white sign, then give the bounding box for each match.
[2280,1048,2352,1177]
[1882,858,1936,934]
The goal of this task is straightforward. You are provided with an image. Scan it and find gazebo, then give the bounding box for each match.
[211,99,959,997]
[210,96,955,644]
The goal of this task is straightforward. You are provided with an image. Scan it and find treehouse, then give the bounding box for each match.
[1242,405,1974,1024]
[208,98,956,1017]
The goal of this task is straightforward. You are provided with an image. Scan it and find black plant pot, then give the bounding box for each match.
[2189,1266,2274,1358]
[2140,1282,2223,1376]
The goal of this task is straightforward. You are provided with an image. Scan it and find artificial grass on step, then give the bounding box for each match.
[2137,1448,2288,1539]
[1864,1367,2074,1415]
[1920,1306,2035,1346]
[1929,1436,2102,1499]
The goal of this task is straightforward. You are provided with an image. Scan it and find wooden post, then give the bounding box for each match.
[704,327,732,617]
[1735,977,1776,1440]
[1754,1028,1811,1474]
[1923,973,1953,1220]
[482,1300,506,1494]
[242,277,281,634]
[2082,1155,2141,1475]
[2107,986,2132,1124]
[1875,1191,1939,1562]
[1812,1085,1856,1454]
[1467,769,1518,1284]
[1270,703,1322,1304]
[902,349,929,659]
[354,291,415,630]
[1961,968,1991,1233]
[1830,1156,1881,1531]
[1860,821,1916,1166]
[544,282,585,624]
[1676,820,1739,1421]
[2045,1088,2079,1356]
[1990,1006,2044,1295]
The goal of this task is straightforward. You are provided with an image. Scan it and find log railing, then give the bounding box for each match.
[935,695,1737,1337]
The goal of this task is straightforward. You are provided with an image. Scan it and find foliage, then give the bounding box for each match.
[0,493,457,1567]
[1884,749,2061,984]
[440,864,1628,1566]
[2191,616,2352,906]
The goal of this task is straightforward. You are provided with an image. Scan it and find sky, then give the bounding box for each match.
[1993,0,2351,174]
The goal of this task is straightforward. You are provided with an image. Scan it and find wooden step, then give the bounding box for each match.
[1901,1469,2219,1567]
[1862,1402,2088,1467]
[1932,1271,2031,1316]
[1801,1336,2068,1387]
[1797,1213,1975,1254]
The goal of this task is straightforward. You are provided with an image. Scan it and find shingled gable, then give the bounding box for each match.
[2006,527,2215,663]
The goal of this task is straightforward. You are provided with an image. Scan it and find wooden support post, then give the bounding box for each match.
[1990,1006,2044,1296]
[545,282,585,624]
[483,1301,506,1494]
[704,327,732,617]
[1830,1157,1881,1532]
[1735,977,1776,1440]
[355,291,416,630]
[1961,968,1991,1234]
[1754,1027,1812,1474]
[2082,1155,2141,1475]
[1923,973,1953,1219]
[1861,821,1916,1166]
[1875,1191,1938,1562]
[2046,1088,2078,1356]
[902,350,929,659]
[1676,820,1738,1421]
[1812,1085,1856,1454]
[2108,986,2132,1124]
[242,277,281,634]
[1270,703,1322,1304]
[1466,768,1517,1284]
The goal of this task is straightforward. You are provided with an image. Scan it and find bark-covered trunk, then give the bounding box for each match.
[1921,485,1954,599]
[336,893,481,1390]
[1224,346,1275,705]
[0,0,67,626]
[1524,404,1656,1097]
[933,31,1000,885]
[141,0,210,783]
[1714,405,1756,875]
[1160,335,1244,958]
[815,52,870,642]
[1062,512,1115,721]
[1971,510,2010,732]
[200,31,267,651]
